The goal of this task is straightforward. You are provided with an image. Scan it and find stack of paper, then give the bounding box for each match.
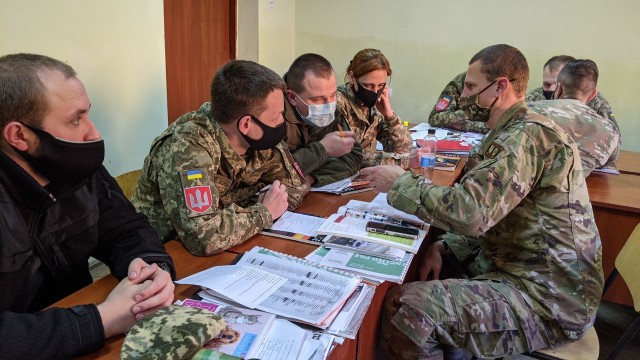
[310,173,371,195]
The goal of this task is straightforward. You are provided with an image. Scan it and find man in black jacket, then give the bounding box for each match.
[0,53,176,358]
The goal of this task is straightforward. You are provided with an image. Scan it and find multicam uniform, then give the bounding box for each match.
[529,99,620,174]
[337,83,413,168]
[284,92,363,186]
[132,102,306,256]
[380,101,603,359]
[427,72,490,134]
[526,87,619,127]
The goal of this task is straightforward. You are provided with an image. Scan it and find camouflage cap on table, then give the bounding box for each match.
[121,305,227,360]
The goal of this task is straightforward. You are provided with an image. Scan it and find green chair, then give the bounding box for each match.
[115,169,142,200]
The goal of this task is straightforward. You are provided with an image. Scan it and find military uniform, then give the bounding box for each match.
[529,99,620,174]
[337,83,413,168]
[380,101,603,359]
[132,102,306,256]
[427,72,490,134]
[284,92,363,186]
[526,87,618,128]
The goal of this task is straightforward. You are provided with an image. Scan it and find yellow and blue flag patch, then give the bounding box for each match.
[186,169,203,180]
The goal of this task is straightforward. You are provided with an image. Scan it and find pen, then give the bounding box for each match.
[337,123,344,138]
[258,185,272,195]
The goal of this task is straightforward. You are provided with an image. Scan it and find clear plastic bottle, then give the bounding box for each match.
[419,129,438,183]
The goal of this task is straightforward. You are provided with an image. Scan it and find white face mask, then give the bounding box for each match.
[293,92,336,127]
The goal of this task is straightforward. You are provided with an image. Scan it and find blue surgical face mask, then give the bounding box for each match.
[293,92,336,127]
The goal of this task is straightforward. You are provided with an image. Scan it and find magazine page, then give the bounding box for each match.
[180,299,276,359]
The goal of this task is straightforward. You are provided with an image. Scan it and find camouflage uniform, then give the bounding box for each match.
[427,72,490,134]
[526,87,619,128]
[380,101,603,359]
[529,99,620,174]
[284,92,364,186]
[121,305,226,360]
[337,83,413,168]
[132,102,306,256]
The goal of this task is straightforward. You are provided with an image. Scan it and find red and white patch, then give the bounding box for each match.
[435,96,452,111]
[184,186,213,213]
[293,162,305,179]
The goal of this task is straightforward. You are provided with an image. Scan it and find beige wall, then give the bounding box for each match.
[0,0,167,176]
[255,0,640,152]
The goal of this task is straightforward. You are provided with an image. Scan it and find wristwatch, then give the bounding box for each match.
[156,262,171,273]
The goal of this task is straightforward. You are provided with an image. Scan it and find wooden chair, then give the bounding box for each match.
[114,169,142,200]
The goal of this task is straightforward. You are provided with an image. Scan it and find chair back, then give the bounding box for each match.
[615,223,640,312]
[115,169,142,200]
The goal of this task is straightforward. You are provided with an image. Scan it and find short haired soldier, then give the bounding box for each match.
[283,53,363,188]
[526,55,617,123]
[361,44,603,359]
[133,60,306,256]
[529,59,621,174]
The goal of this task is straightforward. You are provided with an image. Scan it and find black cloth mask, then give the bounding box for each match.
[459,80,498,122]
[354,82,384,108]
[15,123,104,183]
[237,115,286,150]
[543,89,555,100]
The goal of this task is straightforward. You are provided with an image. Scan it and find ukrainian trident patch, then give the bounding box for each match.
[435,96,452,111]
[184,186,213,213]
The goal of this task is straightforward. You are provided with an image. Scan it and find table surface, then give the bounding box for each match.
[586,172,640,213]
[616,150,640,176]
[50,157,466,360]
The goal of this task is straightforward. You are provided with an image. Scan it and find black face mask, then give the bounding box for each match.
[15,123,105,183]
[354,82,384,108]
[237,115,286,150]
[542,89,555,100]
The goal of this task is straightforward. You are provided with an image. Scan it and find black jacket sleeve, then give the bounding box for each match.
[0,304,104,358]
[92,166,176,280]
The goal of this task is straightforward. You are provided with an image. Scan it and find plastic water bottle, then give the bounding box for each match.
[419,129,438,183]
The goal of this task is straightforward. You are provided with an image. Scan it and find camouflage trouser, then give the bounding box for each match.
[379,279,570,360]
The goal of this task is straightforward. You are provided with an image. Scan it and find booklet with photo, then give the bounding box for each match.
[260,211,327,245]
[316,214,426,254]
[180,299,276,359]
[337,197,430,231]
[322,235,406,261]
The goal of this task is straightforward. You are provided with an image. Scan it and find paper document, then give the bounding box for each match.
[233,248,360,327]
[176,265,287,309]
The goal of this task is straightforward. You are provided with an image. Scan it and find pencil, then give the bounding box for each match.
[337,123,344,138]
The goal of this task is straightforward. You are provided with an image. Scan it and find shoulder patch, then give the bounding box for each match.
[435,96,452,111]
[485,142,504,159]
[183,186,213,213]
[179,168,215,217]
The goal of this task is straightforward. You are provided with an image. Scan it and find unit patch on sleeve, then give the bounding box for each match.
[179,168,215,217]
[435,96,452,111]
[485,142,504,159]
